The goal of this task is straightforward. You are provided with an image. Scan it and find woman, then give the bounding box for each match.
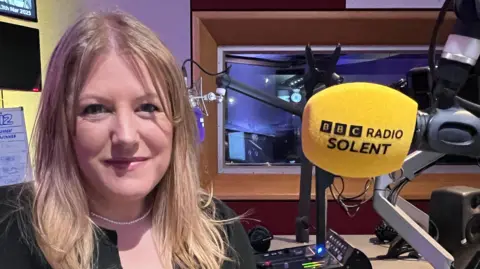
[0,10,255,269]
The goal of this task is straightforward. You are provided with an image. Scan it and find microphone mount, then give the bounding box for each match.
[182,58,230,116]
[304,44,344,98]
[431,0,480,110]
[295,44,344,252]
[408,0,480,162]
[188,77,226,116]
[377,3,480,268]
[415,106,480,158]
[216,44,346,255]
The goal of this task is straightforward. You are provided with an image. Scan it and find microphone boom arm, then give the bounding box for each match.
[373,150,454,269]
[216,74,304,117]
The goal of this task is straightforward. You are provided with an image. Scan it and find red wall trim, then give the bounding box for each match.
[191,0,346,11]
[226,200,429,235]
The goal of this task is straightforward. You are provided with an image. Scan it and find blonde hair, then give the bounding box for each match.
[24,10,231,269]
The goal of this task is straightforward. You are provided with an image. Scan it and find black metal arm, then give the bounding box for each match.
[217,44,344,251]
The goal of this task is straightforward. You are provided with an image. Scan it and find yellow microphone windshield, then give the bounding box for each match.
[302,82,418,178]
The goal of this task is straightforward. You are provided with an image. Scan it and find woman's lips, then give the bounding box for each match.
[104,157,149,171]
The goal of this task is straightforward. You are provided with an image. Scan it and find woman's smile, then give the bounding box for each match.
[103,157,150,172]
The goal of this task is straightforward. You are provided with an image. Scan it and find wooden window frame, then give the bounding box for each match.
[193,11,480,200]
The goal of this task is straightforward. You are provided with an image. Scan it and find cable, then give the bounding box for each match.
[329,176,373,218]
[392,180,409,204]
[374,172,409,244]
[456,95,480,116]
[428,0,452,84]
[181,59,230,89]
[387,168,409,204]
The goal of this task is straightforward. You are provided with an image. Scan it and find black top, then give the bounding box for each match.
[0,183,256,269]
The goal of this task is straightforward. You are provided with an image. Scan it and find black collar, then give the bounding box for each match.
[98,227,118,246]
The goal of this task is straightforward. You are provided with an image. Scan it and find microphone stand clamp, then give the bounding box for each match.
[189,77,226,116]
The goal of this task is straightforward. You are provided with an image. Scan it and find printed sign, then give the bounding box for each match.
[0,107,32,186]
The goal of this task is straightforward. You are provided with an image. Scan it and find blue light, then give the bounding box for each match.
[291,92,302,103]
[316,244,325,255]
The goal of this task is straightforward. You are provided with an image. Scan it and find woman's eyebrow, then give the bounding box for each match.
[136,92,161,102]
[77,93,110,103]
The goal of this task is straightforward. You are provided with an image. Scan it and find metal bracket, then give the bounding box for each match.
[373,150,454,269]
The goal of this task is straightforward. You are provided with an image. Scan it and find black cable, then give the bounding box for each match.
[388,180,401,200]
[385,168,409,204]
[456,95,480,116]
[374,175,409,244]
[388,176,409,204]
[329,176,373,218]
[428,0,452,84]
[330,177,368,201]
[393,180,409,204]
[181,59,231,89]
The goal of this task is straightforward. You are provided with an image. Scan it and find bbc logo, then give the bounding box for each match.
[320,120,362,138]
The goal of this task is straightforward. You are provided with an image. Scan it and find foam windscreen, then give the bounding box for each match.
[302,82,418,177]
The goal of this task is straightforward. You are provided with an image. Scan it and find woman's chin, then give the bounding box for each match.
[104,182,157,201]
[112,189,154,201]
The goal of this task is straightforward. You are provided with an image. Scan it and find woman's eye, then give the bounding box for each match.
[81,104,107,115]
[138,103,159,113]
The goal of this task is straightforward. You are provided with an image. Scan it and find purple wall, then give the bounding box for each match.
[82,0,191,78]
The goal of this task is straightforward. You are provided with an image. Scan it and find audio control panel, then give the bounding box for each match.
[326,229,354,265]
[255,244,341,269]
[255,229,372,269]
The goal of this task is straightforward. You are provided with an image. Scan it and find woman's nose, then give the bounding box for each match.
[111,110,139,150]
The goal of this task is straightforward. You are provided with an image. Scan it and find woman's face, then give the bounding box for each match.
[74,51,173,203]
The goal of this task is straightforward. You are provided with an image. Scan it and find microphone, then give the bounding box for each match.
[182,58,229,143]
[193,106,205,142]
[301,82,418,178]
[301,81,480,178]
[186,77,226,143]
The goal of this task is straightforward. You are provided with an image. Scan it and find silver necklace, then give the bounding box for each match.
[90,207,153,225]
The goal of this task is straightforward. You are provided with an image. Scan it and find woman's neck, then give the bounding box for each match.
[88,196,153,227]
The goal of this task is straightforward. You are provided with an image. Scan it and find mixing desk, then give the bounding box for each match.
[255,230,372,269]
[263,234,432,269]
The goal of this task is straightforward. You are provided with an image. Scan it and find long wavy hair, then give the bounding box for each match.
[20,10,230,269]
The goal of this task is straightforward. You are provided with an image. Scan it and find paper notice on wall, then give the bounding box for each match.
[0,107,32,186]
[346,0,444,9]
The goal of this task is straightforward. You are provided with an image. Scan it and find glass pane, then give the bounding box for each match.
[224,56,304,165]
[222,50,480,166]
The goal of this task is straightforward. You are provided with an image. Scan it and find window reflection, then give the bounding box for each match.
[222,50,480,167]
